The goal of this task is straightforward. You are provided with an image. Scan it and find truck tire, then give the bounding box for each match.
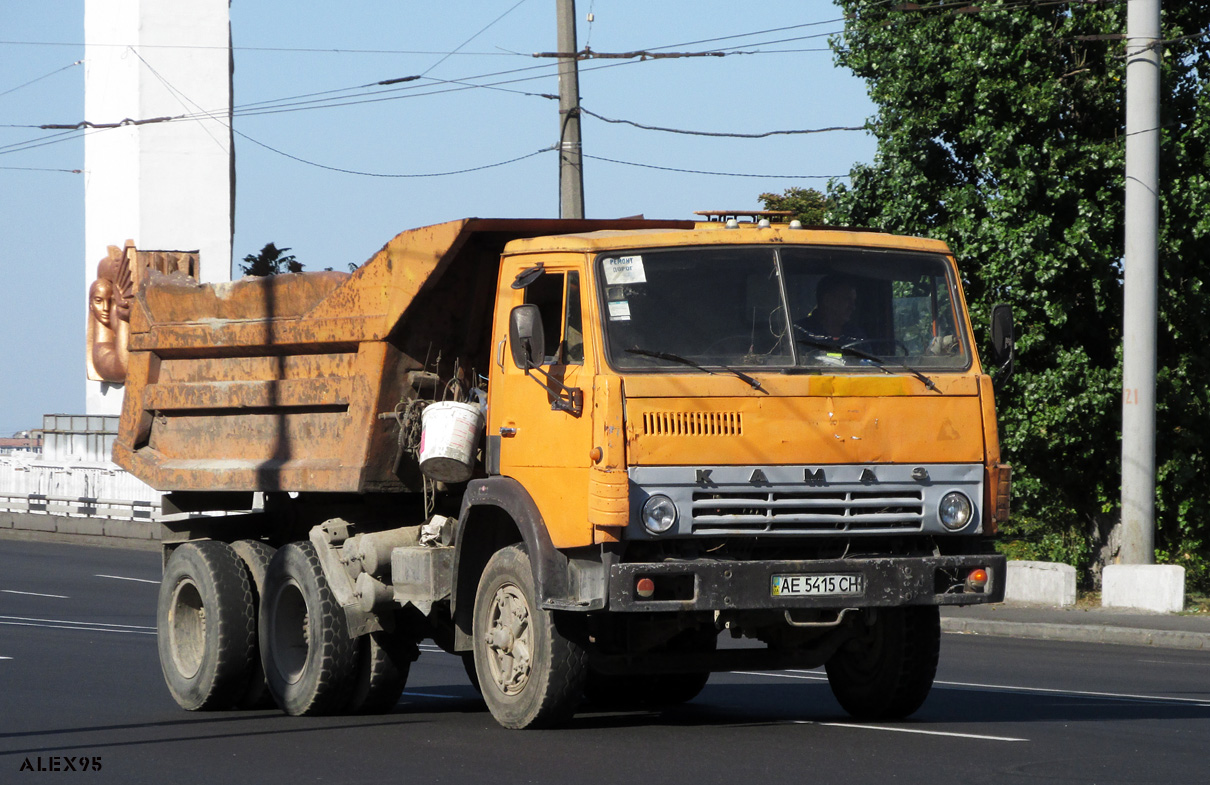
[584,671,710,710]
[230,539,277,709]
[259,541,358,716]
[462,652,483,695]
[345,629,415,714]
[472,544,587,729]
[824,606,940,721]
[585,627,715,709]
[157,541,257,711]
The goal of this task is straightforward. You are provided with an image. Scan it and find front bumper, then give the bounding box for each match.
[608,553,1005,612]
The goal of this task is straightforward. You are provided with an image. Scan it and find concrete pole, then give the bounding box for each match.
[556,0,585,219]
[1120,0,1161,564]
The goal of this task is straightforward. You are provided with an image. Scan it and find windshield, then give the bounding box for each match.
[598,245,970,372]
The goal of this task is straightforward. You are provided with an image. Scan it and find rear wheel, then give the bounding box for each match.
[345,628,416,714]
[259,541,358,716]
[157,541,256,710]
[825,606,940,721]
[230,539,277,709]
[472,544,587,729]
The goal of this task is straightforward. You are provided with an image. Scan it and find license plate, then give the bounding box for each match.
[771,573,864,597]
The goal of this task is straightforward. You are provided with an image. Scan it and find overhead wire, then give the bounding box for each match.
[581,153,848,180]
[238,133,556,178]
[419,0,531,78]
[578,106,864,138]
[0,60,81,100]
[0,164,81,173]
[0,39,516,56]
[7,1,1180,178]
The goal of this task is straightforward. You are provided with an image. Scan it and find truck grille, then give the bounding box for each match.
[690,488,924,534]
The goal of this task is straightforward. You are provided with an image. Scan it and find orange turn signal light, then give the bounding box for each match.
[636,577,656,598]
[966,568,989,592]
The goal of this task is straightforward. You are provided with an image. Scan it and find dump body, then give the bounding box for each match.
[114,218,692,494]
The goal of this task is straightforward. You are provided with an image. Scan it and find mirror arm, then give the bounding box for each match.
[523,365,583,416]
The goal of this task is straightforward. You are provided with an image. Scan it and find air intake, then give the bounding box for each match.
[642,411,743,437]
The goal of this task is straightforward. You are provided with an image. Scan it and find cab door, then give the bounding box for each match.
[488,257,595,548]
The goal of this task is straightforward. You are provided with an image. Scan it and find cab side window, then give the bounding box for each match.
[523,271,583,366]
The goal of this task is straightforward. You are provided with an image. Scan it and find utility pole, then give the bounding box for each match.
[556,0,585,219]
[1120,0,1161,565]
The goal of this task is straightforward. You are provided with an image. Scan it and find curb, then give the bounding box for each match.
[942,617,1210,651]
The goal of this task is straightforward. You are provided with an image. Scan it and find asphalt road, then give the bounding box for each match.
[2,539,1208,784]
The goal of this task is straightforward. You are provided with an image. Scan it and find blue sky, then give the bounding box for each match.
[0,1,877,435]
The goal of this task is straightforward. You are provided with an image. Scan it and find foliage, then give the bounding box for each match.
[821,1,1210,589]
[240,243,303,276]
[759,187,829,225]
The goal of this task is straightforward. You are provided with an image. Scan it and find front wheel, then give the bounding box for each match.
[824,606,940,721]
[472,544,587,729]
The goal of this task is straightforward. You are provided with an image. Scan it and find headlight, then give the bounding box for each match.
[641,495,678,534]
[938,492,973,530]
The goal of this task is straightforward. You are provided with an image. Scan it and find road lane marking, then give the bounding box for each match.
[733,670,826,681]
[0,620,156,635]
[732,669,1210,708]
[934,678,1210,707]
[0,656,11,660]
[95,574,159,584]
[795,721,1028,742]
[1,589,69,599]
[0,615,156,636]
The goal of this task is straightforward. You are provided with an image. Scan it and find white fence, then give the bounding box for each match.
[0,455,161,522]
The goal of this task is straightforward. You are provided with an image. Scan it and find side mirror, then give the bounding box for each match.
[990,303,1014,385]
[509,304,546,370]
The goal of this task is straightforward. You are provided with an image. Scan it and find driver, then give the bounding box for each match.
[797,275,862,340]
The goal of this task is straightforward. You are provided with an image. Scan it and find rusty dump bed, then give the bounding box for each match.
[113,217,692,494]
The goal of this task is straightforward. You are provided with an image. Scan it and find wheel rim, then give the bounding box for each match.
[270,578,310,685]
[483,582,533,696]
[168,579,206,679]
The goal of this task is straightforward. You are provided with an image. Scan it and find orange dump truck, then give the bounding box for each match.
[115,216,1013,729]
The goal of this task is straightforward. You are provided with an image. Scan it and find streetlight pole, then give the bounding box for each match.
[1120,0,1161,565]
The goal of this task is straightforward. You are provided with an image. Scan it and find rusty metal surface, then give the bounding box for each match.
[115,218,690,494]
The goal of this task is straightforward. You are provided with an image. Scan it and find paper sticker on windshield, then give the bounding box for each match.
[603,256,646,285]
[608,301,632,321]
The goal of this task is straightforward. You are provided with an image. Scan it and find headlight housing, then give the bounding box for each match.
[641,494,678,534]
[938,491,973,530]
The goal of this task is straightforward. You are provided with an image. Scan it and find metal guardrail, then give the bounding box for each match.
[0,492,157,521]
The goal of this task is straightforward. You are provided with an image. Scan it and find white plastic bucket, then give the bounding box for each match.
[419,401,484,483]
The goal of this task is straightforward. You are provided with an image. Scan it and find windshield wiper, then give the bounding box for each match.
[625,347,766,393]
[793,327,939,393]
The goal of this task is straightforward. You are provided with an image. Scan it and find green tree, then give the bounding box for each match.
[759,187,829,225]
[824,1,1210,588]
[240,242,303,276]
